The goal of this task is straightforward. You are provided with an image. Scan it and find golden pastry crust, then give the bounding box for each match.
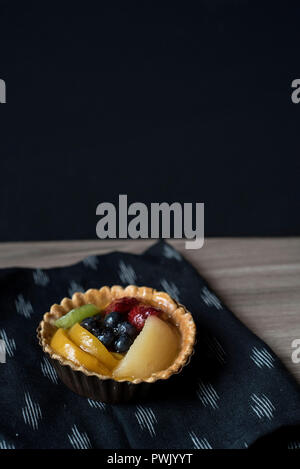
[37,285,196,384]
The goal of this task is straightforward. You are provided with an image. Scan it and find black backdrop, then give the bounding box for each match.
[0,2,299,241]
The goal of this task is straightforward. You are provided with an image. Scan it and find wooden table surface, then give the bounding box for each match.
[1,238,299,383]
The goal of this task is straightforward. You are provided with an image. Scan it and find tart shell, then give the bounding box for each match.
[37,285,196,403]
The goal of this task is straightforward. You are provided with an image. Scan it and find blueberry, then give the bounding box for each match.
[104,312,123,329]
[80,316,98,332]
[94,314,103,321]
[97,329,114,348]
[115,321,137,339]
[114,334,133,353]
[90,326,103,337]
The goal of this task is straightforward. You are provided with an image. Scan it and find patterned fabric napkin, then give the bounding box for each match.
[1,240,300,449]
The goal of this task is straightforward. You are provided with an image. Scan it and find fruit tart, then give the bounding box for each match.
[37,285,196,403]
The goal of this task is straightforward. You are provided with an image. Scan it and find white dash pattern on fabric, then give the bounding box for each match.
[197,380,220,410]
[162,244,182,261]
[118,260,137,284]
[68,425,92,449]
[200,286,222,310]
[82,256,99,270]
[160,279,180,301]
[135,405,157,438]
[15,294,33,319]
[204,335,226,365]
[250,393,275,420]
[87,399,106,410]
[33,269,50,286]
[0,440,15,449]
[189,431,212,449]
[0,329,16,357]
[21,392,42,430]
[68,281,85,297]
[288,440,300,449]
[41,356,58,384]
[250,347,275,369]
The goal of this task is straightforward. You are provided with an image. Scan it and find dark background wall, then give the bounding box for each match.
[0,2,299,241]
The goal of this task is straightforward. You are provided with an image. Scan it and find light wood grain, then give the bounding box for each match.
[0,238,299,383]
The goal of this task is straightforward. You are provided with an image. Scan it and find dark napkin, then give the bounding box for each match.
[0,241,300,450]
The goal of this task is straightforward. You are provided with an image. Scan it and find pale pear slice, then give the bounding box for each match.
[113,315,180,380]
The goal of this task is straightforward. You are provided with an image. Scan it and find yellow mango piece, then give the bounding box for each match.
[50,328,110,376]
[113,316,180,380]
[111,352,124,360]
[68,323,119,370]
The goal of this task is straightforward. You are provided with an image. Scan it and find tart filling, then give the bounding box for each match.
[38,286,196,384]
